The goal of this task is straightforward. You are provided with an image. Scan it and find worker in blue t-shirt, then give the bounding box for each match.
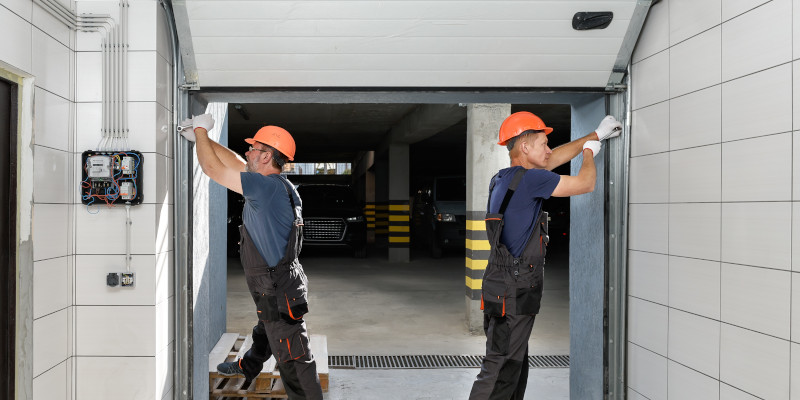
[181,114,323,400]
[469,111,622,400]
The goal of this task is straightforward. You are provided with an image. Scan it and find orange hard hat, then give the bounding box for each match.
[245,126,296,161]
[497,112,553,146]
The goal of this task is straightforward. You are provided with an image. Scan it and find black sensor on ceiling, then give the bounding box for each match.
[572,12,614,30]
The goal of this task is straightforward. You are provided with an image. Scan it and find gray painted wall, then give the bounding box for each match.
[569,95,606,400]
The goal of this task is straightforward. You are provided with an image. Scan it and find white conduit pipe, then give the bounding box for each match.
[123,1,129,150]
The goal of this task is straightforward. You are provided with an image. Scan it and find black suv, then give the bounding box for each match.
[411,176,466,258]
[296,184,367,258]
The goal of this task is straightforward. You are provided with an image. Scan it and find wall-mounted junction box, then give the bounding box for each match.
[81,150,143,206]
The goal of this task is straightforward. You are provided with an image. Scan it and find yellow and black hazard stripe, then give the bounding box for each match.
[465,210,490,300]
[387,200,410,248]
[363,203,376,230]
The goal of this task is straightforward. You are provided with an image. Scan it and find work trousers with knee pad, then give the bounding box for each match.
[238,217,323,400]
[469,314,535,400]
[470,169,548,400]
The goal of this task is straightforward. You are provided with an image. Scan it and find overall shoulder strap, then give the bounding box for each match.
[497,168,526,215]
[276,175,300,220]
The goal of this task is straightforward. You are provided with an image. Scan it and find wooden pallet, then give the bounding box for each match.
[209,333,329,399]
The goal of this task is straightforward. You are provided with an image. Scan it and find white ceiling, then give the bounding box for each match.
[180,1,645,89]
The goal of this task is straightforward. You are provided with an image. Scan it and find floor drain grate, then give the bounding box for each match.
[328,355,569,369]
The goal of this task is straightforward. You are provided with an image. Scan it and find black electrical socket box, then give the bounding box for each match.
[80,150,144,206]
[107,272,119,287]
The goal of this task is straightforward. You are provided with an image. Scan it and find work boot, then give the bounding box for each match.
[217,359,254,389]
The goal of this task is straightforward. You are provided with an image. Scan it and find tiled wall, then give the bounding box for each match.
[628,0,800,399]
[1,0,174,399]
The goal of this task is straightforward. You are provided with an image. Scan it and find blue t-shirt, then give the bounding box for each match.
[488,166,560,258]
[240,173,302,267]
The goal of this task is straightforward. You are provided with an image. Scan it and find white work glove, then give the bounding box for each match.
[178,117,195,142]
[583,140,601,158]
[594,115,623,141]
[193,113,215,134]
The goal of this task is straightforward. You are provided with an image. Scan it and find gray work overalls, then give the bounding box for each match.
[238,178,323,400]
[470,168,548,400]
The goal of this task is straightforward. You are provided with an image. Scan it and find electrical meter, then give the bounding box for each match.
[80,150,143,205]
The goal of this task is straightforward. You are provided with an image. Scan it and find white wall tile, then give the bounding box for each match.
[155,251,173,304]
[722,0,791,81]
[631,102,669,157]
[668,360,720,400]
[628,297,668,355]
[153,153,172,205]
[720,324,791,399]
[156,342,174,400]
[669,203,721,261]
[792,273,799,342]
[33,145,70,204]
[127,101,159,153]
[76,52,102,103]
[722,133,792,202]
[629,153,669,203]
[33,204,69,261]
[669,144,721,203]
[670,26,721,98]
[628,388,649,400]
[720,384,761,400]
[723,0,771,21]
[76,305,155,356]
[77,356,156,400]
[632,0,668,63]
[668,309,720,379]
[34,87,70,151]
[156,200,173,253]
[33,309,69,377]
[669,85,722,151]
[128,51,158,102]
[156,52,171,110]
[128,1,157,52]
[721,263,792,339]
[795,0,800,59]
[669,256,721,319]
[75,254,157,306]
[32,2,71,48]
[155,298,172,354]
[627,343,668,400]
[792,342,800,400]
[32,28,70,100]
[33,257,71,319]
[75,203,158,255]
[0,5,33,73]
[632,50,669,110]
[721,202,792,270]
[628,251,668,305]
[669,0,721,46]
[629,204,669,254]
[794,203,800,272]
[722,64,792,142]
[794,131,799,200]
[33,360,67,400]
[3,0,32,22]
[75,102,102,152]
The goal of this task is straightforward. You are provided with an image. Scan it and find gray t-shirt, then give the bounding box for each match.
[240,173,301,266]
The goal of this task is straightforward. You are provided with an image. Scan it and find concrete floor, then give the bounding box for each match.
[225,246,571,399]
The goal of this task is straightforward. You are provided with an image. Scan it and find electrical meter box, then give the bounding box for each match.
[80,150,143,205]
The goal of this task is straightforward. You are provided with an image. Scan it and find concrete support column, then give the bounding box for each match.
[464,103,511,333]
[364,171,376,244]
[374,157,389,248]
[387,143,410,262]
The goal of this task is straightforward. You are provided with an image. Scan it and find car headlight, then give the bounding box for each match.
[436,213,456,222]
[346,216,364,222]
